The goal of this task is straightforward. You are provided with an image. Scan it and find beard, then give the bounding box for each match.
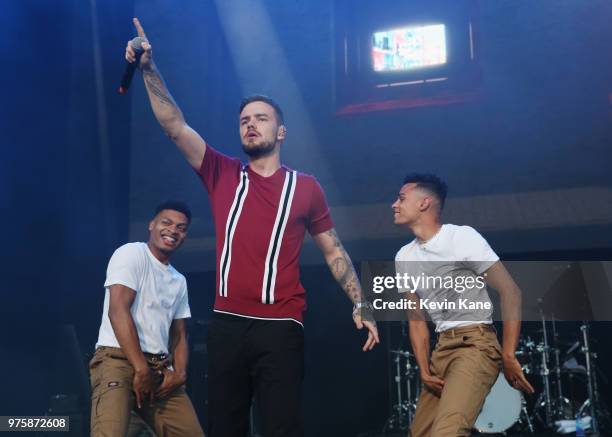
[242,139,276,159]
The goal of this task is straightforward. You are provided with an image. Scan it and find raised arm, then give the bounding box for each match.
[312,228,379,351]
[484,261,534,394]
[126,18,205,170]
[108,284,155,408]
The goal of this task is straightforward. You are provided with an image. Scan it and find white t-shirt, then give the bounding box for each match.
[95,242,191,354]
[395,224,499,332]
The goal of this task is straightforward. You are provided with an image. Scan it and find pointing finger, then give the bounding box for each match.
[135,390,142,409]
[133,17,147,38]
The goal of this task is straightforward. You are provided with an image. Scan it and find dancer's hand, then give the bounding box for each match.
[133,367,156,408]
[125,17,153,70]
[503,355,534,394]
[421,367,445,396]
[155,368,186,399]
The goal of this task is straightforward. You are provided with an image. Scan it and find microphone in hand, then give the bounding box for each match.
[119,36,146,94]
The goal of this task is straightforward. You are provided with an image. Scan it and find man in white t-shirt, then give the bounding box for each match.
[90,201,204,436]
[392,174,533,436]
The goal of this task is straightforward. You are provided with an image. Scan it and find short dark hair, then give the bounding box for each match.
[154,200,192,223]
[239,94,284,124]
[403,173,448,211]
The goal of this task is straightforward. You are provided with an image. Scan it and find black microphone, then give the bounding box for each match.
[118,37,146,94]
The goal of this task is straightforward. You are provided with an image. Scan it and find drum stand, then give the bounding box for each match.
[526,321,609,434]
[404,350,420,425]
[382,322,422,434]
[383,349,419,432]
[531,310,574,428]
[518,397,535,434]
[551,317,572,420]
[532,308,554,428]
[576,322,610,435]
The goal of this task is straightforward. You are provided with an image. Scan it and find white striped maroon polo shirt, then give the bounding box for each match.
[196,145,334,325]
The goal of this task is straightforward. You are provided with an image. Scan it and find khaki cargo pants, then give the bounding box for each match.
[89,346,204,437]
[410,324,502,437]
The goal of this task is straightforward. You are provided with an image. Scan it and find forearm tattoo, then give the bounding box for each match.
[325,229,362,304]
[142,66,177,108]
[141,66,185,142]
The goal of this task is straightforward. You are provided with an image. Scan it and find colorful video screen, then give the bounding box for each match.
[372,24,447,72]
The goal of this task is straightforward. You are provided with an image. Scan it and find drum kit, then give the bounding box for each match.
[382,318,610,435]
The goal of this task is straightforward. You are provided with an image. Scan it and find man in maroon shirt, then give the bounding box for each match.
[127,18,379,437]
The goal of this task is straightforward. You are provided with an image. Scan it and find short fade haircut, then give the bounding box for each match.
[239,94,284,125]
[154,200,192,224]
[403,173,448,211]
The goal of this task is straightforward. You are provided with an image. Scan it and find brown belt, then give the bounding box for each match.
[97,346,172,366]
[438,323,496,339]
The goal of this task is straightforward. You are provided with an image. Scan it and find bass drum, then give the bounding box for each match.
[474,373,523,434]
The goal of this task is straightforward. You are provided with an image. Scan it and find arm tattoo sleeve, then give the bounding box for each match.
[141,65,184,140]
[142,66,177,108]
[325,229,363,304]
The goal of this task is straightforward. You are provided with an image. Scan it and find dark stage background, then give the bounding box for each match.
[2,0,612,435]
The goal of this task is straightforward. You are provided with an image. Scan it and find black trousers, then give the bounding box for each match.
[207,312,304,437]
